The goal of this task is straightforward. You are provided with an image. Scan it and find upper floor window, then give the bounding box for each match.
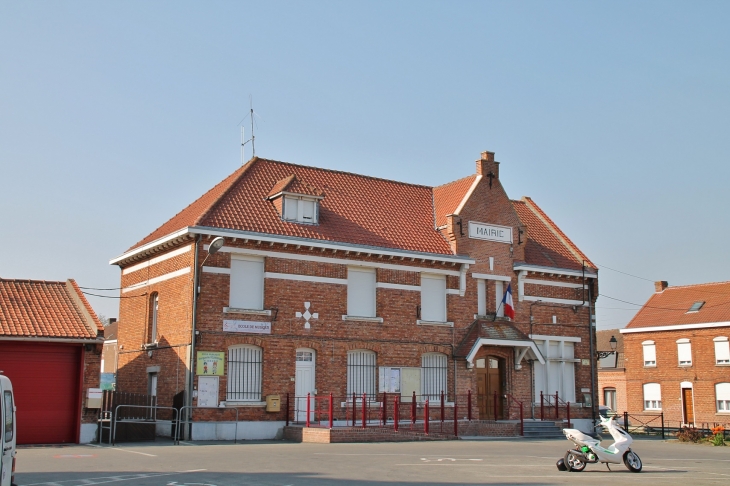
[643,383,662,410]
[229,256,264,310]
[420,274,446,323]
[677,338,692,366]
[148,293,159,344]
[347,267,376,318]
[227,345,263,402]
[642,340,656,367]
[714,337,730,365]
[717,383,730,412]
[283,196,319,224]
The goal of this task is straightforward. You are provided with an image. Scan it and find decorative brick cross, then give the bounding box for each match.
[295,301,318,329]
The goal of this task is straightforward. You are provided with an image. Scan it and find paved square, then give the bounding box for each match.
[14,438,730,485]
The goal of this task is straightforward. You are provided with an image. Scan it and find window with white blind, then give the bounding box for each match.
[347,350,376,398]
[714,337,730,365]
[283,196,318,224]
[347,267,376,318]
[643,383,662,410]
[494,280,504,317]
[716,383,730,412]
[533,337,577,403]
[148,293,159,344]
[421,353,447,401]
[229,256,264,310]
[227,345,262,402]
[677,339,692,366]
[642,340,656,367]
[420,274,446,322]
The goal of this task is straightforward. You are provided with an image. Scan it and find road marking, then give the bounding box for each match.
[20,470,206,486]
[420,458,483,462]
[85,444,156,457]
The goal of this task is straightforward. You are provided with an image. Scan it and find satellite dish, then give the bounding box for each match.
[209,237,225,255]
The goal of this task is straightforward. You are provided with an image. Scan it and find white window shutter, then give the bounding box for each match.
[677,341,692,364]
[284,197,298,220]
[347,268,376,317]
[717,383,730,401]
[301,199,315,222]
[643,383,661,401]
[421,274,446,322]
[714,338,730,363]
[229,258,264,310]
[643,342,656,365]
[495,281,504,317]
[477,279,486,316]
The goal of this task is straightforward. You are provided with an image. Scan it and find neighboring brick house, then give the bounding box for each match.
[597,330,626,413]
[110,151,600,439]
[621,280,730,427]
[0,278,104,444]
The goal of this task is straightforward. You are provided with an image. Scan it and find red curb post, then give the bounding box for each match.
[329,393,333,429]
[467,390,472,421]
[394,396,399,432]
[306,393,311,428]
[424,399,429,435]
[362,393,366,429]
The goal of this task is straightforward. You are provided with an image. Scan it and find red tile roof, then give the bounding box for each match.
[0,278,102,340]
[625,281,730,329]
[130,158,454,255]
[433,175,478,228]
[267,174,324,198]
[512,197,595,271]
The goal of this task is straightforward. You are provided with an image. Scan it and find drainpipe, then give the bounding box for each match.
[459,264,469,297]
[187,235,201,437]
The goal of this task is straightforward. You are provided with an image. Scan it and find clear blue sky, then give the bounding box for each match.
[1,1,728,329]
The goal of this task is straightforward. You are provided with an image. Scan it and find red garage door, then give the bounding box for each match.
[0,342,81,444]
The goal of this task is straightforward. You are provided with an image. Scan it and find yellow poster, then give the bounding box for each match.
[196,351,225,376]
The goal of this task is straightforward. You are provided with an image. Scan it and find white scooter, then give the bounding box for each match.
[556,415,642,473]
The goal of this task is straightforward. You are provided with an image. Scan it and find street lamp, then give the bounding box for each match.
[596,335,617,359]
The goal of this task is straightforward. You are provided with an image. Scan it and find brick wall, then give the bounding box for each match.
[624,327,730,426]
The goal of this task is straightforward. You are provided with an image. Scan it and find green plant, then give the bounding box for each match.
[677,427,706,443]
[710,426,725,446]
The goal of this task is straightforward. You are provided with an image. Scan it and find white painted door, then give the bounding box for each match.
[295,349,316,423]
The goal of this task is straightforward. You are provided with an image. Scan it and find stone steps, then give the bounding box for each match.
[522,420,565,439]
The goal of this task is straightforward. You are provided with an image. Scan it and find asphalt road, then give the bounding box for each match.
[13,437,730,486]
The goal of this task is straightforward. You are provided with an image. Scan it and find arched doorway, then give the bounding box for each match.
[476,356,505,420]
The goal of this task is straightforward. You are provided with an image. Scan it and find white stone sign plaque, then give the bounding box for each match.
[468,221,513,244]
[223,319,271,334]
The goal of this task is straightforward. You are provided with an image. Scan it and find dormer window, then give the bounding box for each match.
[267,174,324,225]
[283,196,318,223]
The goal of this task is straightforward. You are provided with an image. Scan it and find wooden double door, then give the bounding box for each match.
[476,356,504,420]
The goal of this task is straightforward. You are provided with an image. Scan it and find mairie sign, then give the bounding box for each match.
[468,221,512,244]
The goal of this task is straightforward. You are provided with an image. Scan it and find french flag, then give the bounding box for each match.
[501,284,515,319]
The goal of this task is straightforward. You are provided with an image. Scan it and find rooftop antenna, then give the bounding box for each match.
[238,96,263,164]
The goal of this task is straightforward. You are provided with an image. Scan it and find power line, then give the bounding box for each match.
[593,262,655,282]
[79,286,123,291]
[82,291,145,299]
[601,294,730,311]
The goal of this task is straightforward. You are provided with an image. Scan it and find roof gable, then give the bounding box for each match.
[625,281,730,329]
[0,278,102,340]
[433,175,478,228]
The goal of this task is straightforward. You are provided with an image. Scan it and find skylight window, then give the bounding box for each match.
[687,301,705,313]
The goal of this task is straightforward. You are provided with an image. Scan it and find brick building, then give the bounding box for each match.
[621,280,730,427]
[110,151,599,439]
[0,278,103,444]
[596,330,626,413]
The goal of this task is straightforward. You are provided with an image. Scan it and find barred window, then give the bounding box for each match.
[347,350,376,398]
[421,353,447,401]
[227,345,262,402]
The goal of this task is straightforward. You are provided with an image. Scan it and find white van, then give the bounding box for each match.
[0,373,16,486]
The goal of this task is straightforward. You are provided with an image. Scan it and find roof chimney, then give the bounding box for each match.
[654,281,668,292]
[476,151,499,179]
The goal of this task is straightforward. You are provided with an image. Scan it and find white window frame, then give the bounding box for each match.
[642,340,656,367]
[229,255,265,311]
[716,382,730,412]
[677,338,692,367]
[282,196,319,224]
[714,337,730,365]
[226,345,263,403]
[421,353,448,401]
[643,383,662,410]
[347,350,376,399]
[149,293,159,344]
[346,267,377,319]
[532,336,578,403]
[420,273,447,323]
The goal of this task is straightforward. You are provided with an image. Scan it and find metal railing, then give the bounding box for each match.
[175,406,240,444]
[110,404,178,446]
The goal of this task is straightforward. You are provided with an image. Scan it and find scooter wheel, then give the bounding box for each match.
[564,451,586,472]
[623,450,642,472]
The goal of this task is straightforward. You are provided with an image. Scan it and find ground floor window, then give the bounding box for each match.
[347,350,376,398]
[533,336,577,403]
[421,353,447,400]
[227,345,262,402]
[717,383,730,412]
[604,387,617,411]
[643,383,662,410]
